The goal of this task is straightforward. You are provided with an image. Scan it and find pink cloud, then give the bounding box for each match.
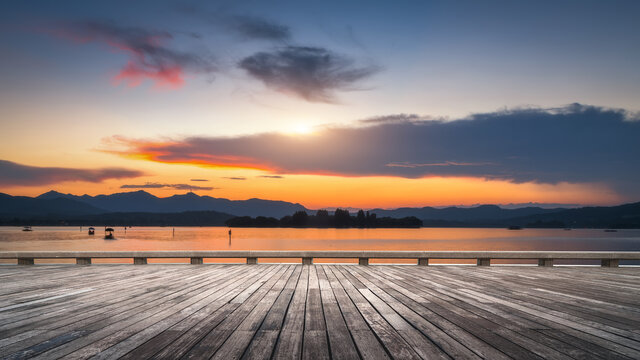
[51,20,214,89]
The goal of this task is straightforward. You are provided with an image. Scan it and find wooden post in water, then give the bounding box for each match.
[601,259,619,267]
[538,259,553,267]
[17,258,34,265]
[246,257,257,264]
[302,257,313,265]
[133,257,147,265]
[358,258,369,266]
[418,258,429,266]
[76,258,92,265]
[477,258,491,266]
[190,257,203,265]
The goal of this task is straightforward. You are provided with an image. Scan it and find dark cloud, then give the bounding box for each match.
[178,5,290,42]
[223,177,247,181]
[110,104,640,197]
[190,178,209,182]
[239,46,380,102]
[258,175,284,179]
[54,20,215,88]
[0,160,144,186]
[120,182,214,190]
[227,15,291,41]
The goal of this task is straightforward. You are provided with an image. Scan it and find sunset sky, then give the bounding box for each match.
[1,0,639,209]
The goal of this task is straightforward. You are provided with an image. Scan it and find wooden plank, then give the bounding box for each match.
[180,265,292,359]
[0,266,219,354]
[340,266,451,360]
[24,265,250,359]
[302,265,330,360]
[240,266,303,359]
[272,265,309,359]
[209,266,298,359]
[328,265,422,359]
[136,266,286,360]
[103,265,275,360]
[322,266,390,360]
[404,266,640,359]
[316,266,361,360]
[378,266,571,360]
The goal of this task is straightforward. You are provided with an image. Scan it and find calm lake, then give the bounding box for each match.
[2,226,640,264]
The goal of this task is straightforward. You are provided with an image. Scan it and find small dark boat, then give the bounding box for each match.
[104,227,115,239]
[88,227,95,235]
[604,229,618,232]
[22,226,33,232]
[507,225,522,230]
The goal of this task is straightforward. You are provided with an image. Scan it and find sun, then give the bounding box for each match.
[293,124,313,135]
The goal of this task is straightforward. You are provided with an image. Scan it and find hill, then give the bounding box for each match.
[369,204,564,222]
[508,202,640,229]
[0,193,105,217]
[34,190,307,217]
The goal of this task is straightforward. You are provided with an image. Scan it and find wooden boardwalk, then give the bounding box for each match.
[0,265,639,359]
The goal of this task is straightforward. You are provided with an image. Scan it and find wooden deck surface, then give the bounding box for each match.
[0,265,639,359]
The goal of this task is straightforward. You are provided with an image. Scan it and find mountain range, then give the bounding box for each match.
[0,190,639,228]
[32,190,307,218]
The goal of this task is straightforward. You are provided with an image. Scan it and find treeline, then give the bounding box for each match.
[225,209,423,228]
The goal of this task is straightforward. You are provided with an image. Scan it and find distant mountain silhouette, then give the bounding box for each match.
[34,190,307,217]
[0,193,104,217]
[369,202,640,228]
[506,202,640,229]
[2,191,639,228]
[369,205,564,222]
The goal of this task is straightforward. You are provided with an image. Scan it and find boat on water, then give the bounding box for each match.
[88,227,95,235]
[104,227,115,239]
[22,226,32,232]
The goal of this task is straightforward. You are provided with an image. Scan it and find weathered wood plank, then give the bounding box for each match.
[0,264,638,360]
[272,265,309,360]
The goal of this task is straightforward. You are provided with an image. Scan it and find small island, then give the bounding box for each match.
[225,209,423,228]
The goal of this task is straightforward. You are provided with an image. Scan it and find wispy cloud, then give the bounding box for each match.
[0,159,144,186]
[120,182,214,190]
[386,161,495,168]
[225,15,291,41]
[239,46,380,102]
[178,5,291,42]
[52,20,215,89]
[223,177,247,181]
[258,175,284,179]
[190,178,209,182]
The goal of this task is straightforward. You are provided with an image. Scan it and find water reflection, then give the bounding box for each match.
[1,227,639,264]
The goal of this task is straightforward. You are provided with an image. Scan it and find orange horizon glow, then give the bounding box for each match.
[1,173,623,210]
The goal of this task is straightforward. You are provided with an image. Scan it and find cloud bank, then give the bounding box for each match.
[239,46,379,102]
[108,104,640,197]
[54,20,215,89]
[0,160,144,186]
